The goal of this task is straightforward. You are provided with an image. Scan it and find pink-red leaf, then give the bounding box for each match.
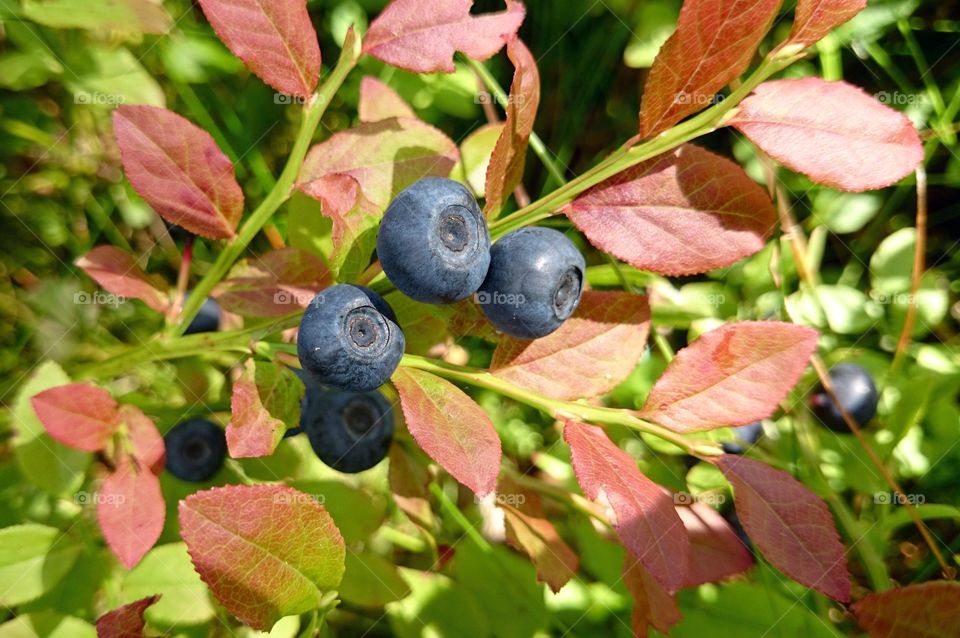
[118,405,165,475]
[640,0,781,137]
[96,595,161,638]
[784,0,866,49]
[359,77,415,122]
[364,0,525,73]
[623,556,681,638]
[563,420,688,592]
[484,36,540,217]
[640,321,818,432]
[565,144,776,276]
[113,105,243,240]
[76,246,169,313]
[388,444,435,529]
[197,0,320,98]
[852,581,960,637]
[179,484,345,630]
[226,360,303,458]
[31,383,119,452]
[716,455,851,602]
[98,458,165,569]
[215,248,331,317]
[491,292,650,401]
[730,78,924,191]
[392,367,502,497]
[678,502,753,587]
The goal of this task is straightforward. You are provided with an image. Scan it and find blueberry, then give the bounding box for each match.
[721,422,763,455]
[811,363,878,432]
[303,389,394,473]
[378,177,491,304]
[184,296,221,335]
[164,419,226,482]
[297,285,405,392]
[478,227,585,339]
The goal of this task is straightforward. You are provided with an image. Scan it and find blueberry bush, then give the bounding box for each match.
[2,0,959,636]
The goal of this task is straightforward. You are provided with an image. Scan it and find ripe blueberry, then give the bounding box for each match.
[164,419,226,482]
[184,296,221,335]
[297,285,404,392]
[478,227,585,339]
[811,363,878,432]
[302,389,394,473]
[721,422,763,455]
[377,177,491,303]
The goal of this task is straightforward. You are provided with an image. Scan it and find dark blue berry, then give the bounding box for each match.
[811,363,878,432]
[478,227,585,339]
[184,296,221,335]
[378,177,491,303]
[303,389,394,473]
[721,422,763,455]
[164,419,226,482]
[297,285,405,392]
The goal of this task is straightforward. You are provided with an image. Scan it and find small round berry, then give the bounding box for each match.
[297,285,405,392]
[184,296,221,335]
[164,419,226,482]
[810,363,878,432]
[721,422,763,455]
[478,227,585,339]
[303,390,394,473]
[378,177,491,304]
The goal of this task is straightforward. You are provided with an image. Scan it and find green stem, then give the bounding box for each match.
[172,32,362,337]
[430,483,492,551]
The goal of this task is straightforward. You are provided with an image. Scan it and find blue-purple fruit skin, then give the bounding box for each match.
[164,419,226,482]
[811,363,878,432]
[302,388,394,473]
[184,296,221,335]
[721,422,763,455]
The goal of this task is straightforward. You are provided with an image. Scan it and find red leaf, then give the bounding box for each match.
[227,360,303,458]
[640,321,818,432]
[113,105,244,240]
[852,581,960,637]
[76,246,169,313]
[197,0,320,98]
[98,457,165,569]
[491,292,650,401]
[179,485,345,630]
[392,367,502,497]
[716,455,851,602]
[640,0,781,137]
[678,502,753,586]
[96,595,161,638]
[484,36,540,217]
[31,383,119,452]
[388,444,435,529]
[364,0,525,73]
[623,556,681,638]
[730,78,924,191]
[118,405,165,475]
[215,248,331,317]
[565,144,776,276]
[563,420,688,592]
[359,77,415,122]
[784,0,866,49]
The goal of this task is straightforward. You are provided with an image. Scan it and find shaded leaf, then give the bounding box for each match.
[97,457,166,569]
[491,292,650,400]
[31,383,119,452]
[392,368,502,497]
[179,485,345,630]
[122,543,215,629]
[197,0,320,98]
[852,581,960,637]
[340,551,411,607]
[388,444,435,529]
[227,360,304,458]
[678,502,753,586]
[565,144,775,276]
[95,595,160,638]
[21,0,171,34]
[113,105,243,240]
[784,0,866,49]
[75,246,168,313]
[730,78,924,191]
[215,247,331,317]
[0,614,96,638]
[364,0,525,73]
[623,556,681,637]
[640,0,781,136]
[0,525,82,607]
[716,455,851,602]
[563,420,688,592]
[452,123,503,197]
[640,321,818,432]
[359,76,415,122]
[484,36,540,217]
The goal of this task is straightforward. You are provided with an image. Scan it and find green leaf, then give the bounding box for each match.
[159,34,243,84]
[0,51,62,90]
[287,192,333,264]
[870,227,916,294]
[122,543,215,628]
[289,481,387,544]
[811,191,881,234]
[386,569,489,638]
[12,361,90,496]
[340,551,410,607]
[0,524,82,607]
[227,360,304,458]
[64,47,165,108]
[450,123,503,197]
[20,0,171,34]
[0,613,95,638]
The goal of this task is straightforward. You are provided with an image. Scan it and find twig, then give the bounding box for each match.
[891,166,927,371]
